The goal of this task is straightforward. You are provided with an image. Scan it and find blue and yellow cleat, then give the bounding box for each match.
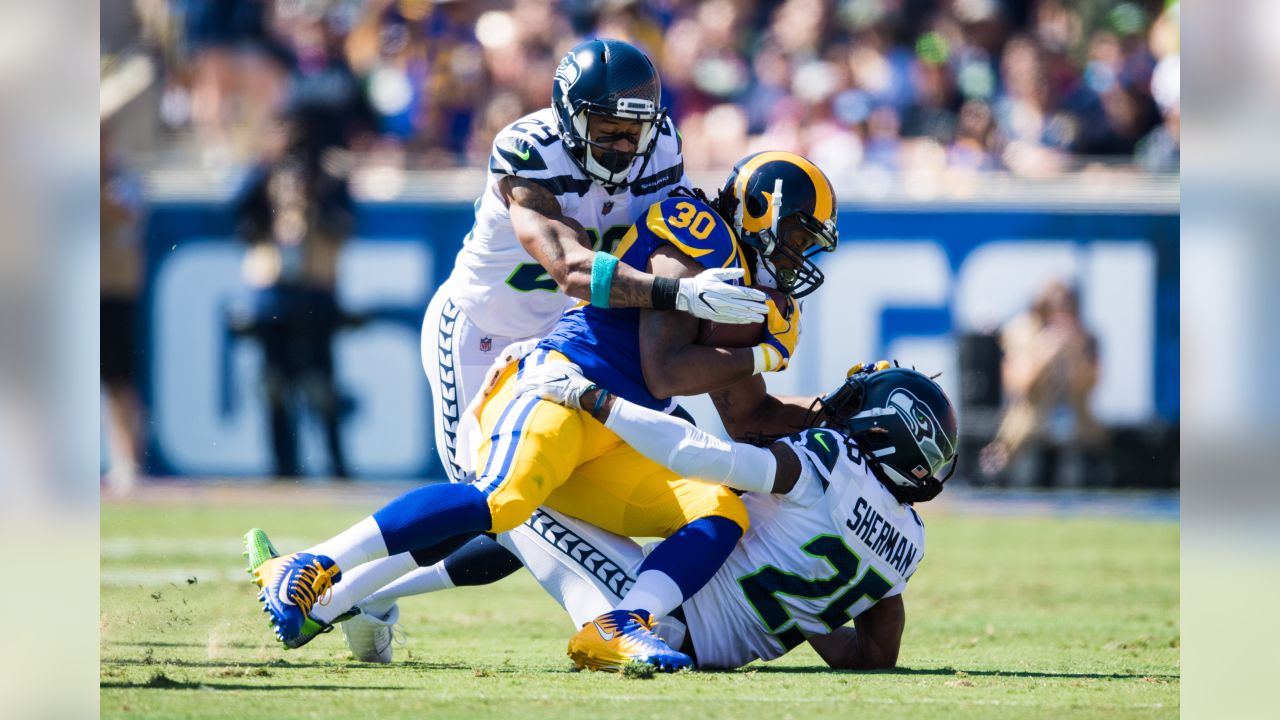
[253,552,343,649]
[567,609,692,673]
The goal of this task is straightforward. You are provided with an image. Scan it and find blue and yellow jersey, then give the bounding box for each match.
[538,196,749,410]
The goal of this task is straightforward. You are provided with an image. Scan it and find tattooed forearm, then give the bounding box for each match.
[536,234,567,271]
[607,243,699,307]
[500,176,696,311]
[608,274,655,307]
[502,176,564,218]
[709,388,742,431]
[710,380,813,440]
[502,175,598,297]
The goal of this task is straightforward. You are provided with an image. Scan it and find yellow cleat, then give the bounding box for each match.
[567,609,692,673]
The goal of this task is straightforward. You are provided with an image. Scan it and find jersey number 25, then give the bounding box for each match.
[738,534,893,651]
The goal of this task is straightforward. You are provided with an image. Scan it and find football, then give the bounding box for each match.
[695,287,789,348]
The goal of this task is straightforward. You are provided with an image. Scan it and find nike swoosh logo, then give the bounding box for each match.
[277,570,297,606]
[814,434,832,453]
[593,621,616,641]
[527,372,569,389]
[696,291,714,309]
[505,142,531,161]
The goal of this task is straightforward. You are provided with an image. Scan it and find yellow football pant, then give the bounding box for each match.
[472,350,749,538]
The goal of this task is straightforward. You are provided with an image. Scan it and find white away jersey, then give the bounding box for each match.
[448,108,689,338]
[684,428,927,669]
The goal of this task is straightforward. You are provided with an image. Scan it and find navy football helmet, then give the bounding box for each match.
[714,151,838,298]
[552,39,667,187]
[807,364,959,504]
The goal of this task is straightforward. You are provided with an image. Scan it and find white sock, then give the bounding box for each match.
[304,516,389,574]
[311,552,418,624]
[617,570,684,618]
[360,560,457,618]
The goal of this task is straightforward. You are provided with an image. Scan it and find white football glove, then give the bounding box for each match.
[512,362,597,411]
[676,268,768,325]
[476,338,541,401]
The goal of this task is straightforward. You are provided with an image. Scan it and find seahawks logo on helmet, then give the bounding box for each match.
[550,39,667,188]
[885,388,954,483]
[554,54,581,95]
[805,365,958,504]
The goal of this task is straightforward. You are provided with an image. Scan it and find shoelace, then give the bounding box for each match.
[625,612,665,642]
[367,615,406,655]
[288,559,336,615]
[390,623,408,647]
[631,611,659,629]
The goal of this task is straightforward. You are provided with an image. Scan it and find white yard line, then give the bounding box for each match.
[101,535,317,585]
[100,536,315,559]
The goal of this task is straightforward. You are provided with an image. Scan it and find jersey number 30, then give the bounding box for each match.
[738,534,892,651]
[666,201,716,240]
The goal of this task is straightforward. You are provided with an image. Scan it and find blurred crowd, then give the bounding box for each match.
[99,1,1180,484]
[109,0,1180,177]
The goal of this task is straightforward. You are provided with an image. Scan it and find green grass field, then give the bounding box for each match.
[101,489,1179,719]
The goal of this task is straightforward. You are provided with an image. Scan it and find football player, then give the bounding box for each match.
[503,361,958,670]
[245,152,840,671]
[424,38,765,486]
[406,37,768,617]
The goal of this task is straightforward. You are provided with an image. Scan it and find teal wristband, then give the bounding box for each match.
[591,388,610,419]
[589,252,619,308]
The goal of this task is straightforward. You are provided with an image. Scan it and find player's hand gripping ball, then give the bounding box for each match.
[696,287,791,348]
[755,292,802,372]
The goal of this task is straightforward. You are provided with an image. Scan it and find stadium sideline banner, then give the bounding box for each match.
[138,202,1178,479]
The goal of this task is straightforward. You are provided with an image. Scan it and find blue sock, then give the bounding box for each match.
[636,516,743,600]
[373,483,492,557]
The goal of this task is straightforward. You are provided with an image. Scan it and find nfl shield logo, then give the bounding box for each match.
[601,201,614,215]
[480,337,492,352]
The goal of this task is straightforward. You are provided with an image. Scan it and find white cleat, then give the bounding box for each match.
[341,603,401,663]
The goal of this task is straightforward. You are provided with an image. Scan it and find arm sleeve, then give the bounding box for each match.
[603,396,777,494]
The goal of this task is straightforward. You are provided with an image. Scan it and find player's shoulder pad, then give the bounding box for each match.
[644,197,745,271]
[780,428,845,492]
[655,115,683,156]
[489,127,551,175]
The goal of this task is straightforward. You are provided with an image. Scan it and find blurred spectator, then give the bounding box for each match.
[980,280,1106,488]
[231,124,357,480]
[277,8,378,158]
[1136,52,1177,173]
[177,0,288,164]
[948,98,996,170]
[993,33,1070,176]
[1136,2,1179,173]
[100,128,147,493]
